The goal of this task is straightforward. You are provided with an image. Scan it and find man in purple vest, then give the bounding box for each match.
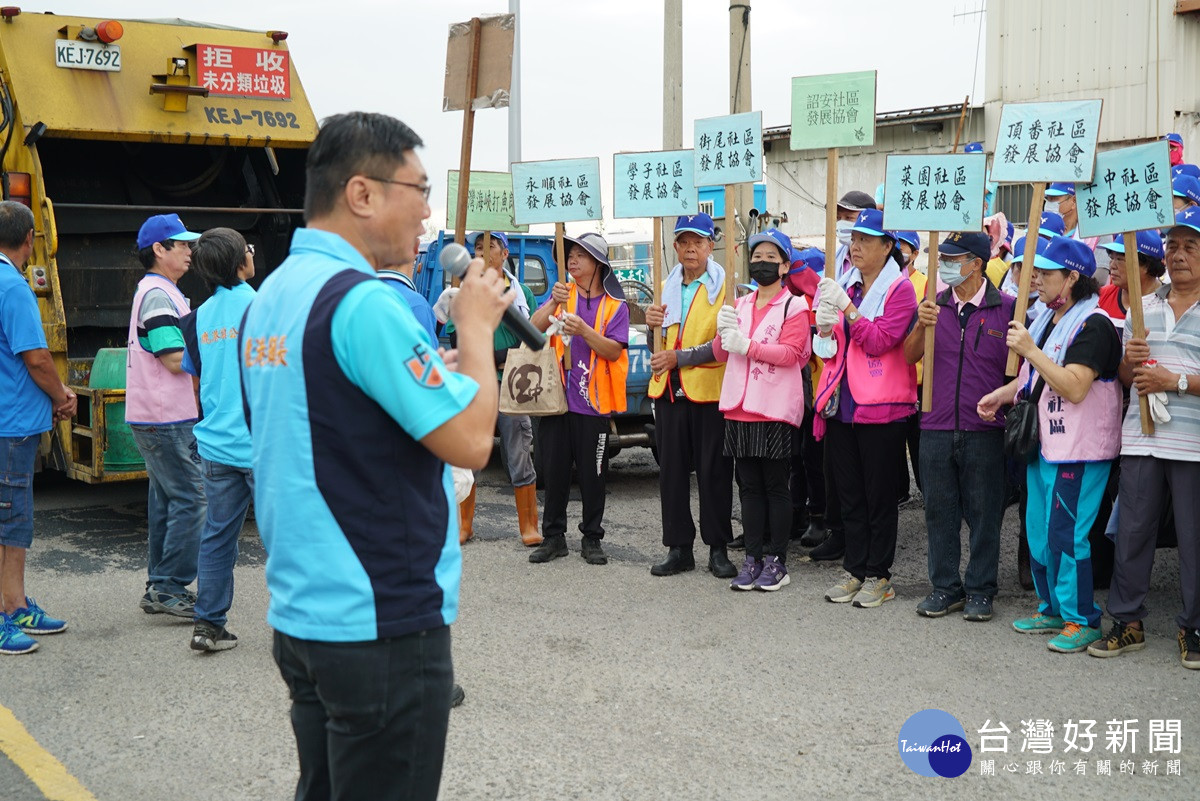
[127,214,206,618]
[903,231,1015,623]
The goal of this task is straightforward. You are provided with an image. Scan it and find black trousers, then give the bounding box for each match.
[738,456,793,561]
[273,626,452,801]
[790,405,826,516]
[823,425,843,533]
[897,405,923,498]
[654,395,733,548]
[826,418,907,580]
[540,412,610,539]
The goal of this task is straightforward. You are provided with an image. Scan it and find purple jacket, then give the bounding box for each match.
[921,281,1016,433]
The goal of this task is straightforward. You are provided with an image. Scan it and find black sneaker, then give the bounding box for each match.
[141,590,195,619]
[650,547,695,576]
[916,589,966,618]
[528,534,568,563]
[728,535,745,550]
[963,594,994,622]
[190,620,238,652]
[807,529,844,562]
[580,536,607,565]
[450,683,465,708]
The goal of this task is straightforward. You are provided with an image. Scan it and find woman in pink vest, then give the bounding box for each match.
[712,229,811,591]
[978,236,1123,654]
[812,209,918,609]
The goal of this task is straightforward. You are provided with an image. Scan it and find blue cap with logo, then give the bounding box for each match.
[1038,212,1066,238]
[1166,133,1184,146]
[747,228,793,262]
[964,142,984,154]
[137,213,200,250]
[1172,206,1200,235]
[1099,230,1165,260]
[1034,235,1097,277]
[938,231,991,262]
[1003,220,1016,248]
[470,231,510,250]
[1172,163,1200,180]
[1011,235,1048,264]
[674,213,715,239]
[790,247,824,274]
[895,231,921,251]
[849,208,893,239]
[1045,182,1076,197]
[1172,175,1200,205]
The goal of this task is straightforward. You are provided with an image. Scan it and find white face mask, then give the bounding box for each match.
[836,220,854,246]
[1044,201,1061,216]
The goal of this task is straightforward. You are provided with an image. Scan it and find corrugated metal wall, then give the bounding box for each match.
[985,0,1199,149]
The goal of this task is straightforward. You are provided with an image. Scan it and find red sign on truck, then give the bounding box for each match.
[196,44,291,100]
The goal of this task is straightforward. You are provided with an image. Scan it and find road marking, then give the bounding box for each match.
[0,704,97,801]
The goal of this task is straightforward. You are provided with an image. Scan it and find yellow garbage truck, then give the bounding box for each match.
[0,10,318,481]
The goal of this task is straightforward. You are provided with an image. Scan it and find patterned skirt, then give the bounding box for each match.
[723,419,796,460]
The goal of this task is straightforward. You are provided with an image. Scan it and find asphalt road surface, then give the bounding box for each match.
[1,450,1195,800]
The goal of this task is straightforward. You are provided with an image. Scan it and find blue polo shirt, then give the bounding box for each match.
[240,228,478,643]
[378,269,438,344]
[180,282,256,468]
[0,256,51,437]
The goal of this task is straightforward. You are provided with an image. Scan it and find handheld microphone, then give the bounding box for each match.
[439,243,547,351]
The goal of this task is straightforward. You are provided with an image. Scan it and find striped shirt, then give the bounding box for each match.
[1121,285,1200,462]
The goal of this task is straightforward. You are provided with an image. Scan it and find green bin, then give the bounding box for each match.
[88,348,144,473]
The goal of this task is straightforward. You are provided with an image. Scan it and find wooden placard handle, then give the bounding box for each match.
[652,216,664,352]
[1123,230,1154,436]
[921,232,939,413]
[1007,182,1047,377]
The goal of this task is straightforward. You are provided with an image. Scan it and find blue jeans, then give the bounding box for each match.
[0,435,39,549]
[273,626,452,801]
[131,422,205,596]
[195,459,253,626]
[919,429,1006,598]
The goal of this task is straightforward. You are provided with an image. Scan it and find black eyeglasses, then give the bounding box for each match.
[345,175,432,200]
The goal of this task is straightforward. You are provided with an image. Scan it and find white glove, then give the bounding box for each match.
[432,287,459,324]
[1149,391,1172,424]
[817,277,851,311]
[720,327,751,356]
[547,314,572,346]
[716,305,739,334]
[815,302,839,332]
[451,466,475,504]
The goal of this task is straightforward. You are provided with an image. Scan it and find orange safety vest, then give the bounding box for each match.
[550,285,629,415]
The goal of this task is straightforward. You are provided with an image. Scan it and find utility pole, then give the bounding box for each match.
[662,0,682,269]
[508,0,521,167]
[729,1,751,283]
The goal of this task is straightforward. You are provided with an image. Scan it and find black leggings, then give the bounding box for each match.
[736,457,792,561]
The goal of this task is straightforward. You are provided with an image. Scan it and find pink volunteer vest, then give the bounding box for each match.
[126,274,198,425]
[718,291,809,427]
[842,277,917,407]
[1017,311,1121,464]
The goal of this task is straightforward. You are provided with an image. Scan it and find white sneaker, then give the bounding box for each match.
[825,572,862,603]
[852,577,896,608]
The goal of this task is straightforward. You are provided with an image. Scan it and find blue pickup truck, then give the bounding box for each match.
[415,231,655,457]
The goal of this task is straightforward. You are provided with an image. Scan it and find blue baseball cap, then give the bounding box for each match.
[1038,211,1066,238]
[1172,175,1200,204]
[938,231,991,262]
[1166,133,1184,146]
[849,208,893,239]
[790,247,824,274]
[674,213,715,239]
[1004,220,1016,247]
[1045,182,1076,197]
[1010,235,1047,265]
[1034,235,1096,277]
[1172,163,1200,180]
[964,142,984,154]
[470,231,510,250]
[895,231,921,250]
[1099,230,1165,260]
[748,228,793,262]
[137,213,200,250]
[1171,206,1200,235]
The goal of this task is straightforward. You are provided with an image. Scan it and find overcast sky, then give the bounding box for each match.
[39,0,987,236]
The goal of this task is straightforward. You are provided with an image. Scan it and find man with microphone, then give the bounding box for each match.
[434,231,542,548]
[239,112,511,801]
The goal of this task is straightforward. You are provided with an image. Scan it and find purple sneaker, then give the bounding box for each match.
[730,556,762,590]
[753,555,790,592]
